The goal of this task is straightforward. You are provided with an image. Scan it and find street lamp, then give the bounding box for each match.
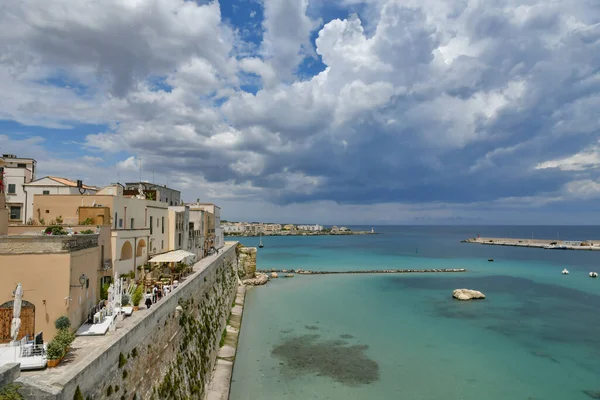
[71,274,87,288]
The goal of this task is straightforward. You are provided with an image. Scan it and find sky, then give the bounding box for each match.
[1,0,600,225]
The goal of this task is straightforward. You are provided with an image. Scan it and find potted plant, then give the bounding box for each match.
[46,339,65,367]
[55,316,71,331]
[121,293,131,307]
[131,286,143,311]
[55,329,75,353]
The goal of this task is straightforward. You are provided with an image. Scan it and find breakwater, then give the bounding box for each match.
[463,237,600,251]
[257,268,466,274]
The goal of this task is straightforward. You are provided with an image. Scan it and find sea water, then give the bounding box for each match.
[229,226,600,400]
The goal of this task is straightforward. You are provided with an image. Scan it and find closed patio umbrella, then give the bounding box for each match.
[10,283,23,342]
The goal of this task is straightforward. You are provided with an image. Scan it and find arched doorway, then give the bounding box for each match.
[136,239,146,257]
[120,241,133,260]
[0,300,35,343]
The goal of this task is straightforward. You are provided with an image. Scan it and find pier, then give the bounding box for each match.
[462,237,600,251]
[257,268,466,275]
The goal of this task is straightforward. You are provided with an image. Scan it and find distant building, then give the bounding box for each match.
[297,224,323,232]
[2,154,36,224]
[124,182,181,206]
[188,203,223,252]
[283,224,296,231]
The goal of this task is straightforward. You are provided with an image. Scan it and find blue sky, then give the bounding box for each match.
[1,0,600,224]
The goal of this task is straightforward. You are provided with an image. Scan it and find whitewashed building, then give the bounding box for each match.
[2,154,36,224]
[297,224,323,232]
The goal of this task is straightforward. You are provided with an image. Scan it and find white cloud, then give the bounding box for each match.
[2,0,600,222]
[536,142,600,171]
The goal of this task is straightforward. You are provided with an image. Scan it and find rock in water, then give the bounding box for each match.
[284,274,294,278]
[271,272,279,278]
[243,273,269,286]
[453,289,486,301]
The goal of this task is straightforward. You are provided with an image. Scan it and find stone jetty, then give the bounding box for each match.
[463,237,600,251]
[256,268,466,275]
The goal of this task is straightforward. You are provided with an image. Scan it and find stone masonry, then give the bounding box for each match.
[8,242,240,400]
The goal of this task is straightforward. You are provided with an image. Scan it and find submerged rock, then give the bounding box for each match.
[243,273,269,286]
[453,289,486,300]
[271,272,279,278]
[583,390,600,399]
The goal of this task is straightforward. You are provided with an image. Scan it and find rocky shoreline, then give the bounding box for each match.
[256,268,466,275]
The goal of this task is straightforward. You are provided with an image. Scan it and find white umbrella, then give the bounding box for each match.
[10,283,23,342]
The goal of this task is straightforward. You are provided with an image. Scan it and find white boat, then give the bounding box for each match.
[259,233,264,248]
[589,272,598,278]
[562,269,569,275]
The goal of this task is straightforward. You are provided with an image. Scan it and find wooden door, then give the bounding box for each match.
[0,301,35,343]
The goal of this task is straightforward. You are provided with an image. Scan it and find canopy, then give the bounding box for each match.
[148,250,195,263]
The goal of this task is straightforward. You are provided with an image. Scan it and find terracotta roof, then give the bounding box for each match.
[47,176,96,190]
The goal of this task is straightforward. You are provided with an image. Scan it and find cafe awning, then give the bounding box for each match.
[148,250,196,263]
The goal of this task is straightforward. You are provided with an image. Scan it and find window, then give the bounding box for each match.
[162,217,164,233]
[150,216,153,234]
[9,206,21,220]
[178,233,182,247]
[161,240,164,249]
[42,190,50,195]
[45,210,49,214]
[130,218,134,229]
[157,218,159,227]
[17,163,26,168]
[119,218,123,228]
[7,184,16,194]
[114,212,118,229]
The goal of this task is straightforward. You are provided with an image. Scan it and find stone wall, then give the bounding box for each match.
[236,245,256,279]
[12,244,239,400]
[0,363,19,388]
[0,234,99,254]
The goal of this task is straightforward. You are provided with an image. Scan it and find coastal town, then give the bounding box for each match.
[0,154,229,374]
[223,221,375,236]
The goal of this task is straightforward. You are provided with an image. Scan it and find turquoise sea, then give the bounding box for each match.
[229,226,600,400]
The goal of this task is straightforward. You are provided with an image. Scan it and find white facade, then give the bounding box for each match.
[297,224,323,231]
[188,209,205,261]
[2,154,36,224]
[222,223,244,233]
[24,176,98,224]
[168,206,190,253]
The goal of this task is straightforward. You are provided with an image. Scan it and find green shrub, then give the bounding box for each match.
[0,383,24,400]
[100,283,110,300]
[80,229,94,234]
[55,329,75,349]
[106,385,113,396]
[54,316,71,330]
[46,339,65,360]
[81,218,94,225]
[44,225,67,235]
[121,294,130,306]
[73,386,84,400]
[55,215,63,224]
[118,352,127,368]
[219,329,227,347]
[131,286,143,307]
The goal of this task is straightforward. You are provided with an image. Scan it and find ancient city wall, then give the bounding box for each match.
[14,243,239,400]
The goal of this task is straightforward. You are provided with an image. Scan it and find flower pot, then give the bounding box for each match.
[47,358,61,368]
[133,306,139,311]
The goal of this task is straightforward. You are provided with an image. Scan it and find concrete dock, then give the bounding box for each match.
[463,237,600,251]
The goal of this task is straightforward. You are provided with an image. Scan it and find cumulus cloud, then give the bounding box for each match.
[2,0,600,221]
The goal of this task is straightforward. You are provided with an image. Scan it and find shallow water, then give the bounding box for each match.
[230,226,600,400]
